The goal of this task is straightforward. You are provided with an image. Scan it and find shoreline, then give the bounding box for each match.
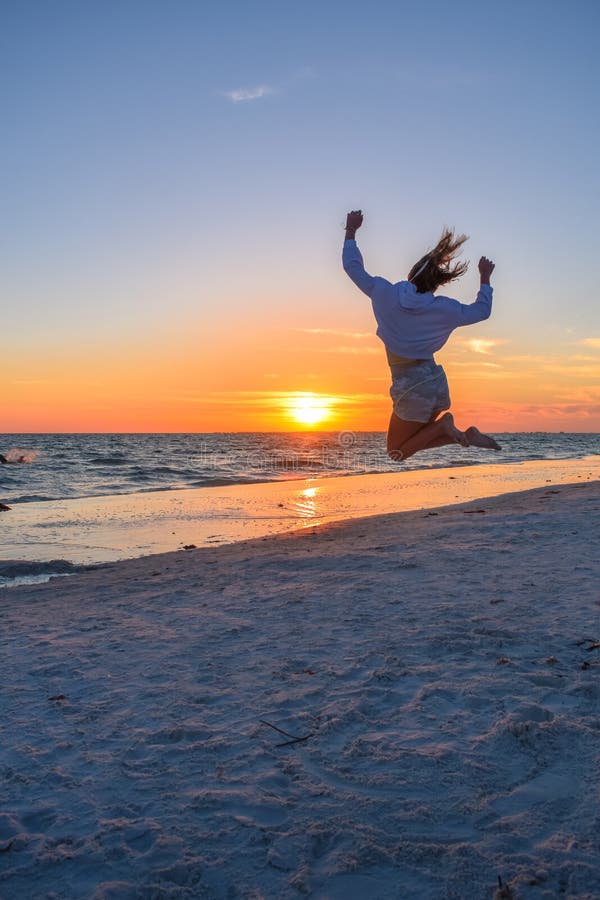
[1,480,599,896]
[0,457,598,575]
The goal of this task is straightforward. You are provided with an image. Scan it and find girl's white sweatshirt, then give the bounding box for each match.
[343,239,493,360]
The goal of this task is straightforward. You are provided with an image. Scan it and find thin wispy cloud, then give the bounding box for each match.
[292,345,380,356]
[554,386,600,403]
[581,338,600,349]
[296,328,373,339]
[222,67,314,104]
[326,346,380,355]
[173,389,384,407]
[542,363,600,377]
[502,355,548,364]
[464,338,507,355]
[223,84,275,103]
[451,366,519,379]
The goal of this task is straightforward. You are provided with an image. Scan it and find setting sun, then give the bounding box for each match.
[286,393,334,427]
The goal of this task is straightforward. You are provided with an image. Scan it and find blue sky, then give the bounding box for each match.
[1,0,599,429]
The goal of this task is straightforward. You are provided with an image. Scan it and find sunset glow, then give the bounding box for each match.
[286,394,335,427]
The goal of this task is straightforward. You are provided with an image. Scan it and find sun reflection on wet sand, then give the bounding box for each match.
[293,485,320,518]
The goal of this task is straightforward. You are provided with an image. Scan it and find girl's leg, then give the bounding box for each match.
[386,413,424,460]
[387,412,468,461]
[399,413,468,459]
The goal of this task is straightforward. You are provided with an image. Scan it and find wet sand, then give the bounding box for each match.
[1,457,598,566]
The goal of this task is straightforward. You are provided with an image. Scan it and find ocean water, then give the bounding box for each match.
[1,432,598,506]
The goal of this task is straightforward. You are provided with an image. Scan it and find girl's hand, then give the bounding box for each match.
[346,210,364,232]
[478,256,495,284]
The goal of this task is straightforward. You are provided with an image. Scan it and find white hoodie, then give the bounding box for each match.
[342,239,493,360]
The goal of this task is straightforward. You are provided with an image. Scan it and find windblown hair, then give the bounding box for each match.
[407,227,469,294]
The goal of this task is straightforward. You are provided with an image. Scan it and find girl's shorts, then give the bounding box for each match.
[389,359,451,423]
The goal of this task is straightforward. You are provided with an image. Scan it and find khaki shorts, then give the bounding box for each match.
[389,360,451,423]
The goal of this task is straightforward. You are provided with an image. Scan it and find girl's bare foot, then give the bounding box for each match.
[440,412,469,446]
[466,426,501,450]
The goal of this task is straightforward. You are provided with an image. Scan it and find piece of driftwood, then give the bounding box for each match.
[260,719,315,747]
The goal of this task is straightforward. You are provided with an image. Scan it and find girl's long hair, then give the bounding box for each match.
[408,227,469,294]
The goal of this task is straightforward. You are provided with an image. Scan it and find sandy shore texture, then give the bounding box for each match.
[1,480,599,899]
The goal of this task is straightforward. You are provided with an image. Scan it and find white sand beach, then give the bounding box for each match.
[1,474,599,898]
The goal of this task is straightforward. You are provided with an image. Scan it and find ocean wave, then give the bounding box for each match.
[445,459,483,468]
[88,456,129,465]
[269,456,325,469]
[0,559,84,578]
[188,475,275,488]
[7,494,58,503]
[0,448,40,463]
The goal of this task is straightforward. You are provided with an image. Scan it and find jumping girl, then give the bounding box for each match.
[342,210,501,461]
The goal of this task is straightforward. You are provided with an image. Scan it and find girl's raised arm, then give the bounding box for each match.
[342,210,376,297]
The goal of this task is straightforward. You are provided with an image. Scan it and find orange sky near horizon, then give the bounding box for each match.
[2,316,599,433]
